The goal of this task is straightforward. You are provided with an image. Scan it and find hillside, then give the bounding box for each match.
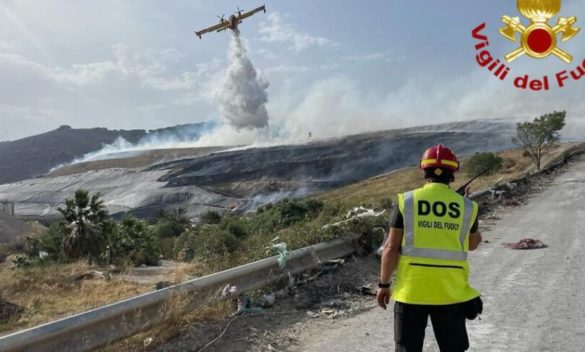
[0,122,213,185]
[316,143,581,207]
[0,126,146,184]
[0,119,517,220]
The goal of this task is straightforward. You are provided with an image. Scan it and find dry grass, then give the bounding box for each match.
[317,143,581,207]
[0,261,151,334]
[98,296,233,352]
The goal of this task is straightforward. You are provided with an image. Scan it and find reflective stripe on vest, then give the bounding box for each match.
[402,191,474,261]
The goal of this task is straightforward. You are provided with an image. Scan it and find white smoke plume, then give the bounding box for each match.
[217,29,270,130]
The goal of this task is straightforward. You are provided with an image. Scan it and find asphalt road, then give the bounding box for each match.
[293,155,585,352]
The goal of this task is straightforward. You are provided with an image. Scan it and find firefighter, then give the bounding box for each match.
[377,144,483,352]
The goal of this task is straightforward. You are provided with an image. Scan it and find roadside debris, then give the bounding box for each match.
[502,198,522,207]
[323,207,386,229]
[359,284,377,296]
[221,284,238,298]
[144,337,154,347]
[503,238,547,250]
[71,270,105,282]
[266,237,289,269]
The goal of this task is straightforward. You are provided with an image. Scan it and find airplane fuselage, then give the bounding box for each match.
[228,14,240,30]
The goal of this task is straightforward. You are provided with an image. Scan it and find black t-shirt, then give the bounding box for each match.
[390,203,479,233]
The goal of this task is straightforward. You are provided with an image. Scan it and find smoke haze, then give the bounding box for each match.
[216,29,270,130]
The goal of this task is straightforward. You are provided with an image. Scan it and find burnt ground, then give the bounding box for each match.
[0,120,516,222]
[148,150,585,352]
[151,256,381,352]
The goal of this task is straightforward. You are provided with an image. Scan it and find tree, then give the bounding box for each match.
[57,189,109,263]
[512,111,566,170]
[465,153,503,177]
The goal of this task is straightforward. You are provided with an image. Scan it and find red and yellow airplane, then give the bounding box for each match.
[195,5,266,39]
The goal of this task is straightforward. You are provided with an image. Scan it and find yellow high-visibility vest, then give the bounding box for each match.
[392,183,481,305]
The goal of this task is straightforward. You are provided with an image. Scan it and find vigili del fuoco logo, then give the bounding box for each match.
[472,0,583,91]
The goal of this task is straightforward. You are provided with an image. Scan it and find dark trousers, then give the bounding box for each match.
[394,301,469,352]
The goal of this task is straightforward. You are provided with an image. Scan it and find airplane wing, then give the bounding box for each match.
[194,21,230,39]
[237,5,266,21]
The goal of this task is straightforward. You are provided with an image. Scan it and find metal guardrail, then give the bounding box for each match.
[0,236,361,352]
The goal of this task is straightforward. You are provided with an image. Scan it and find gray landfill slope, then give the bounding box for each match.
[0,120,515,221]
[0,169,240,221]
[293,154,585,352]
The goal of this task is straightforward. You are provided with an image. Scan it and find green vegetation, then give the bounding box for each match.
[18,190,164,267]
[513,110,566,170]
[57,189,109,264]
[11,191,383,273]
[465,152,504,177]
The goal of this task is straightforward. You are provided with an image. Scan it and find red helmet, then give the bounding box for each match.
[420,144,459,171]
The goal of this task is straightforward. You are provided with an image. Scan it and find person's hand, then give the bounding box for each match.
[377,288,391,309]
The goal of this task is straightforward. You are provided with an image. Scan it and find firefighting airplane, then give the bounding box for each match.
[194,5,266,39]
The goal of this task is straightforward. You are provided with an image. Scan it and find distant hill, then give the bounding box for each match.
[0,123,212,185]
[0,125,146,184]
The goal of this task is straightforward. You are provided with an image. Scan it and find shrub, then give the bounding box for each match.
[110,217,160,266]
[175,225,239,262]
[465,152,504,177]
[152,208,190,238]
[275,199,324,226]
[199,210,221,225]
[39,223,69,262]
[152,220,185,238]
[224,218,249,239]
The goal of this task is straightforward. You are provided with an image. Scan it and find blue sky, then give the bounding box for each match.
[1,0,584,141]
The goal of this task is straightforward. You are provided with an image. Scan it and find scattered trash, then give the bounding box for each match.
[71,270,105,282]
[376,245,384,257]
[345,206,386,219]
[502,198,521,207]
[306,311,320,318]
[360,284,376,296]
[319,259,344,273]
[505,182,518,191]
[503,238,547,250]
[323,207,386,229]
[232,293,273,315]
[267,238,289,269]
[489,189,506,199]
[260,292,276,308]
[221,284,238,298]
[320,299,344,308]
[143,337,153,347]
[320,307,344,319]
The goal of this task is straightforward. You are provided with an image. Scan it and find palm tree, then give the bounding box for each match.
[57,189,108,263]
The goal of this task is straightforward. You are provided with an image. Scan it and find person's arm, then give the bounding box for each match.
[377,227,403,309]
[468,209,481,251]
[469,231,482,251]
